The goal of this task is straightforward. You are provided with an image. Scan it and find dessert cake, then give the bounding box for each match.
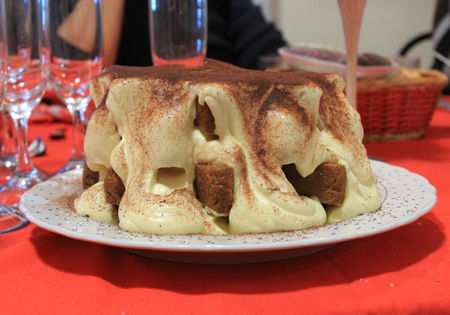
[75,59,381,235]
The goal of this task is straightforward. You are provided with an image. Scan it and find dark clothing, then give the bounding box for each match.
[116,0,286,69]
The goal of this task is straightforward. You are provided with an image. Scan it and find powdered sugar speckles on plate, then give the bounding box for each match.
[20,160,436,253]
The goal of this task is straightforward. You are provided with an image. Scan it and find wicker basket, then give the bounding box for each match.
[357,69,448,142]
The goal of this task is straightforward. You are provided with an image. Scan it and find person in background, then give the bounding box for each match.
[102,0,286,69]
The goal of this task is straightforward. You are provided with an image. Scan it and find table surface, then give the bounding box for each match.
[1,107,450,315]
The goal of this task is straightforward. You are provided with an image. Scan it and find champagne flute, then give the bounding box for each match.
[149,0,207,67]
[0,0,28,233]
[1,0,48,204]
[49,0,103,173]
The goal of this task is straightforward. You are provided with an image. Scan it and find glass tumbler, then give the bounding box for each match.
[149,0,207,67]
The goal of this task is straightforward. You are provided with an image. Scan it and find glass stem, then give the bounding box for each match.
[11,113,32,174]
[67,102,88,162]
[0,111,6,155]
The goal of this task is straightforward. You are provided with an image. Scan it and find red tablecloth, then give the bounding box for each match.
[1,108,450,315]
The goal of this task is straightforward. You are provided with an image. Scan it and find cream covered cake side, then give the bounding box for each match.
[75,60,381,235]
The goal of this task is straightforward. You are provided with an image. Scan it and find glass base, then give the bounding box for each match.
[58,159,84,174]
[0,156,16,188]
[7,167,48,191]
[0,168,47,206]
[0,155,16,169]
[0,205,28,234]
[152,54,205,67]
[0,169,13,189]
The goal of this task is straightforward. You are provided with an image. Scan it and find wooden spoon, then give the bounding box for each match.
[338,0,366,108]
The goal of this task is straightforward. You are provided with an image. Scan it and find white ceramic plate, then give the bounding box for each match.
[20,160,436,263]
[279,44,400,79]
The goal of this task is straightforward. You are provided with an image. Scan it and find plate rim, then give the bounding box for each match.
[20,160,437,253]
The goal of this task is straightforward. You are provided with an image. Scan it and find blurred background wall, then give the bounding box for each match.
[253,0,436,67]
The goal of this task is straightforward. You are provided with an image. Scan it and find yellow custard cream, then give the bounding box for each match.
[75,60,380,235]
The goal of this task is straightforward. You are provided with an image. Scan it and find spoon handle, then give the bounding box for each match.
[338,0,366,108]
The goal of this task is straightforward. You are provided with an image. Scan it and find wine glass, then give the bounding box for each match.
[1,0,49,206]
[49,0,103,173]
[149,0,207,67]
[0,0,45,234]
